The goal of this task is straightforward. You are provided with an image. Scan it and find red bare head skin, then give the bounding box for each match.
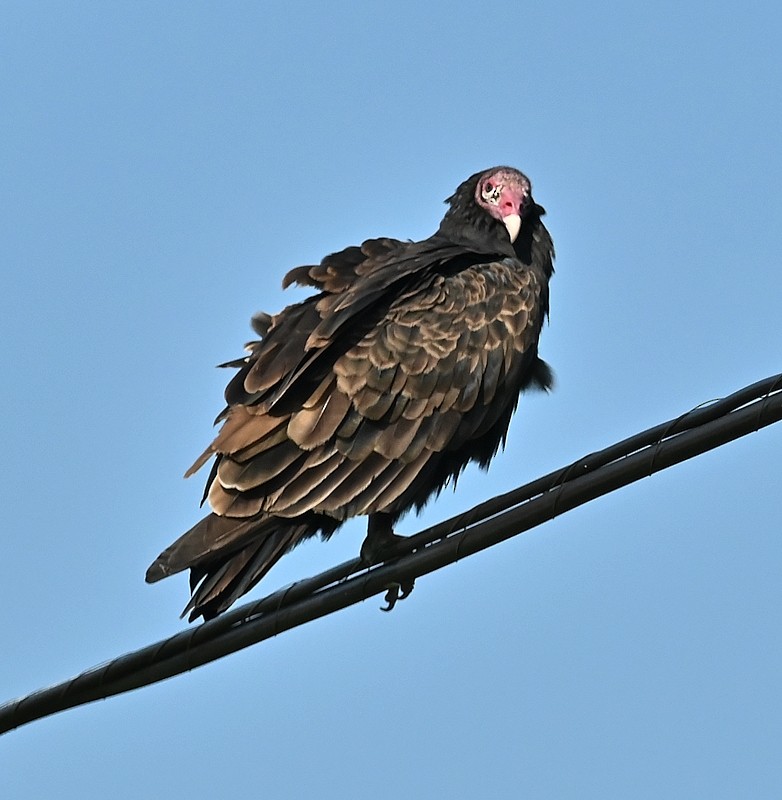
[474,168,531,242]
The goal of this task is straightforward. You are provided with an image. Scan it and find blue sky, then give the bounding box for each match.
[2,2,781,797]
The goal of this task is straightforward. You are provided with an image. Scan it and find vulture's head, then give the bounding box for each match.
[438,166,540,256]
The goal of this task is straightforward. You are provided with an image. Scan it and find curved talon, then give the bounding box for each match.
[380,579,415,612]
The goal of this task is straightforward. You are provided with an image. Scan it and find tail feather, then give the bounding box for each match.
[145,513,268,583]
[146,512,338,621]
[183,522,306,621]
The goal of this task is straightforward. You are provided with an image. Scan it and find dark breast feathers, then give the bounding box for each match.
[147,166,555,620]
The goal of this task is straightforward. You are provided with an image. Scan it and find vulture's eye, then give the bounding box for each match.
[482,181,500,202]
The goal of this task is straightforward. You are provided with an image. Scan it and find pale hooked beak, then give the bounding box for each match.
[503,213,521,243]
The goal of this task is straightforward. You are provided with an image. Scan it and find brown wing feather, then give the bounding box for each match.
[282,238,406,292]
[193,257,547,529]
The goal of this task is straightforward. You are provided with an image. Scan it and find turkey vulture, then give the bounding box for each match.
[146,166,555,620]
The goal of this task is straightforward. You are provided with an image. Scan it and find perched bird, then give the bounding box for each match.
[146,166,555,620]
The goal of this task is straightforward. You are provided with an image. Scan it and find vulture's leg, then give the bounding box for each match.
[360,512,405,562]
[360,512,415,611]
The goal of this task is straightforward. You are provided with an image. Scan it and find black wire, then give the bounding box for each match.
[1,372,780,735]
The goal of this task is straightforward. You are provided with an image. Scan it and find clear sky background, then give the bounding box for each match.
[2,2,781,798]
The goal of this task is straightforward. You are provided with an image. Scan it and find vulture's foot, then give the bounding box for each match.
[361,513,415,611]
[381,579,415,612]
